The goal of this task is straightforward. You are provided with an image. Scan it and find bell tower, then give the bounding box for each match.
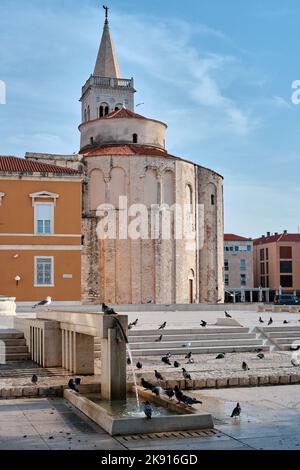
[80,6,135,125]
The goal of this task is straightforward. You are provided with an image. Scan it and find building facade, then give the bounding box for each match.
[0,157,82,302]
[254,231,300,295]
[224,234,254,296]
[26,12,225,305]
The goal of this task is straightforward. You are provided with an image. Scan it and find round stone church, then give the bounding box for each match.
[29,13,224,305]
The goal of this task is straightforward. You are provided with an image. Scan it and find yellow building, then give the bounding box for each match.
[0,156,82,302]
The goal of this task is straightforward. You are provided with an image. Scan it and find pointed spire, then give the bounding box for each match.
[94,7,121,78]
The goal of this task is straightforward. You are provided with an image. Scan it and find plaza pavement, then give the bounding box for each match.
[0,385,300,450]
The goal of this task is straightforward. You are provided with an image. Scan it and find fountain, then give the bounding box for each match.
[63,312,214,435]
[14,310,214,436]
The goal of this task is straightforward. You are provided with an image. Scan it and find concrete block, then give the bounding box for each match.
[23,387,38,397]
[258,376,269,385]
[12,387,23,398]
[249,376,258,386]
[239,377,250,387]
[279,375,290,385]
[216,378,228,388]
[228,377,239,387]
[1,388,11,398]
[194,379,207,389]
[166,380,179,389]
[269,375,279,385]
[206,378,216,388]
[290,374,300,384]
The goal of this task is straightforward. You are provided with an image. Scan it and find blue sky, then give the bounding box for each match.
[0,0,300,237]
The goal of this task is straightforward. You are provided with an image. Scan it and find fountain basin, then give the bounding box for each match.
[64,385,214,436]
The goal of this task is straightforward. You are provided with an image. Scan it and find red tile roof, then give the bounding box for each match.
[224,234,252,241]
[81,144,176,158]
[0,156,81,175]
[78,108,167,129]
[254,233,300,245]
[100,108,147,120]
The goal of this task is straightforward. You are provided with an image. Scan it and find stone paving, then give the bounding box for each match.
[1,385,300,450]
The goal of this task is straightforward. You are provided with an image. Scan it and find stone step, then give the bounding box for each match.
[260,326,300,333]
[0,332,25,340]
[129,333,257,343]
[129,344,269,357]
[267,331,300,338]
[129,338,263,350]
[0,338,26,346]
[3,353,31,361]
[273,337,300,344]
[128,327,249,336]
[3,345,29,353]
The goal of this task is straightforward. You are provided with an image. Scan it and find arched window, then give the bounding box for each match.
[186,184,193,211]
[115,103,122,111]
[211,194,215,206]
[87,106,90,121]
[99,103,109,117]
[133,133,138,143]
[90,137,94,145]
[84,109,87,122]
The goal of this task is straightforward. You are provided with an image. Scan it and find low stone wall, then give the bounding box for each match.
[0,297,16,316]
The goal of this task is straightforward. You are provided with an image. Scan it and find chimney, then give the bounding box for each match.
[283,230,288,235]
[275,232,278,236]
[267,232,271,237]
[261,235,265,238]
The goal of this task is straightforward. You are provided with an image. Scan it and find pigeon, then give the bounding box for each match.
[141,378,154,391]
[231,402,241,418]
[181,342,192,348]
[68,379,79,393]
[127,357,132,365]
[143,401,153,419]
[291,358,300,367]
[162,356,171,365]
[174,361,180,368]
[174,385,185,404]
[165,389,175,399]
[32,296,51,309]
[158,322,167,330]
[155,335,163,343]
[290,344,300,351]
[283,320,289,324]
[165,352,172,358]
[254,348,263,353]
[31,374,38,385]
[152,386,162,396]
[200,320,207,328]
[259,317,264,323]
[216,353,225,359]
[225,311,232,318]
[102,303,117,315]
[147,300,153,304]
[268,317,273,326]
[242,361,250,371]
[75,377,81,387]
[184,396,202,406]
[128,319,138,329]
[155,370,164,381]
[136,362,143,370]
[182,368,192,380]
[257,353,264,359]
[186,358,194,364]
[185,352,192,359]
